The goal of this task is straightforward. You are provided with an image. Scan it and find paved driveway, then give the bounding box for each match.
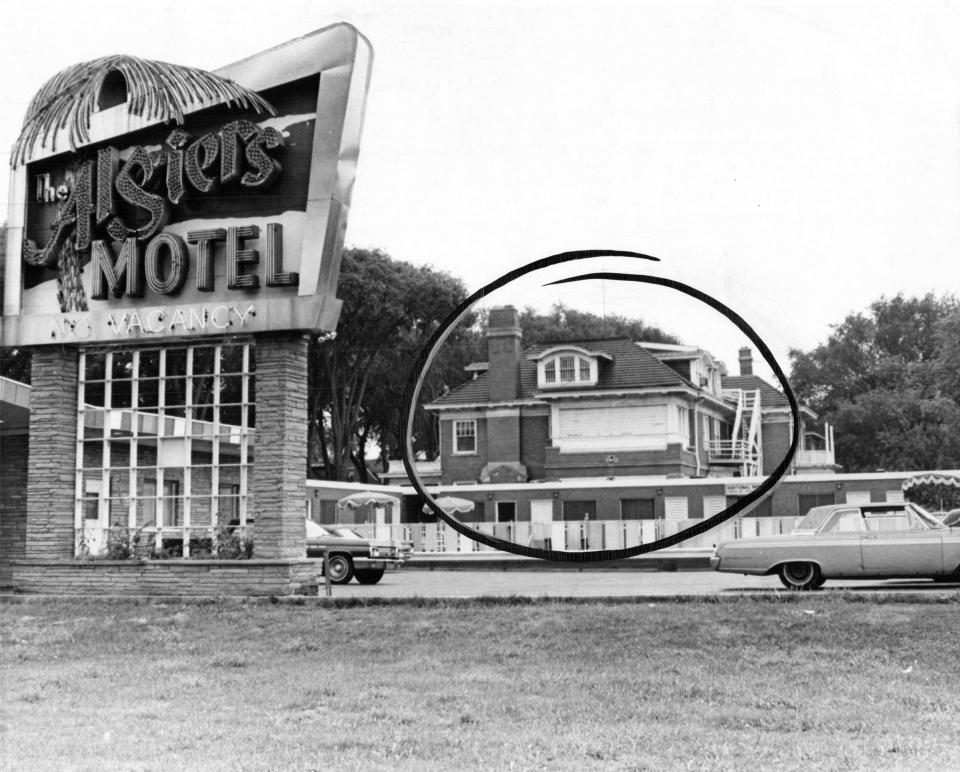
[323,569,960,598]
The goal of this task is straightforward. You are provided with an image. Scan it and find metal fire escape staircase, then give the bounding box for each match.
[708,388,762,477]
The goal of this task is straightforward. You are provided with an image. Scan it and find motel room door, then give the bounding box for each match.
[374,506,388,540]
[530,500,555,549]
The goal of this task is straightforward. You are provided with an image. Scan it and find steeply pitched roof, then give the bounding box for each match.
[431,338,692,407]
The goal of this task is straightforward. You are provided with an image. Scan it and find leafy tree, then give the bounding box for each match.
[309,248,477,481]
[789,293,960,472]
[518,303,679,347]
[830,389,960,472]
[933,308,960,403]
[790,294,955,417]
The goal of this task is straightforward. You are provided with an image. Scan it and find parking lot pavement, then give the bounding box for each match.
[327,570,777,598]
[324,569,960,599]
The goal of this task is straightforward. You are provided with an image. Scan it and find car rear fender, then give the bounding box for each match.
[767,558,824,577]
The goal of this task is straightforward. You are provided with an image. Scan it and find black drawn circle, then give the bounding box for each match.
[401,250,799,562]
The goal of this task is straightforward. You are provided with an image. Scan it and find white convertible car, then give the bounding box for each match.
[710,502,960,589]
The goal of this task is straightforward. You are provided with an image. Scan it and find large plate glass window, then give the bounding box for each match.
[75,340,255,557]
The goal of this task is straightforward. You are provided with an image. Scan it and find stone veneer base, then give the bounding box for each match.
[11,559,321,596]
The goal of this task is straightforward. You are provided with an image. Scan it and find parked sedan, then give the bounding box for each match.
[305,520,406,585]
[710,503,960,589]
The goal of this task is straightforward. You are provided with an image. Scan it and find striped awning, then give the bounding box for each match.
[902,473,960,490]
[423,496,476,515]
[336,491,401,511]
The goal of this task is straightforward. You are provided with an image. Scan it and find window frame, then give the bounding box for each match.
[562,499,597,521]
[496,501,517,522]
[452,419,478,455]
[75,340,255,558]
[536,351,599,388]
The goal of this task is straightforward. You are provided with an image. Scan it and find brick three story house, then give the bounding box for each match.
[427,306,835,485]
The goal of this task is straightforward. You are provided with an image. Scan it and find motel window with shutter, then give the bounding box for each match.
[664,496,689,520]
[453,419,477,454]
[76,341,255,556]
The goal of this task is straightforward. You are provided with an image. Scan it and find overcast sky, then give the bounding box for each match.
[3,1,960,386]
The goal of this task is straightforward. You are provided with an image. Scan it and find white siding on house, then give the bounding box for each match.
[664,496,688,520]
[554,404,668,451]
[885,490,905,504]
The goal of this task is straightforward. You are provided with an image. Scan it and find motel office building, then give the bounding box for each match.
[0,337,315,594]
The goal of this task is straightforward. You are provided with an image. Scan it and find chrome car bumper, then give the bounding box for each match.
[353,558,403,569]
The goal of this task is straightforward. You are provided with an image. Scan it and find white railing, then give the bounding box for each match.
[77,518,800,558]
[795,449,836,468]
[706,439,754,461]
[347,517,798,553]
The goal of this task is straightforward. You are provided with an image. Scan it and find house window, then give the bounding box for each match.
[453,420,477,454]
[563,500,596,520]
[496,501,517,522]
[734,496,773,518]
[798,493,835,517]
[537,351,598,388]
[620,498,656,520]
[677,406,695,449]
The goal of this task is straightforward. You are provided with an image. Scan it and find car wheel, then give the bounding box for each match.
[325,554,354,584]
[355,568,385,585]
[778,562,821,591]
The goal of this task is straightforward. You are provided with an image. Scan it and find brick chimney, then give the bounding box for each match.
[487,306,522,401]
[738,347,753,376]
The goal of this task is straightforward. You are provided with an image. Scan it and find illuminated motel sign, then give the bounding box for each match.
[0,24,371,346]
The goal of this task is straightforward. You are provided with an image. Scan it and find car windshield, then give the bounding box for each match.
[305,520,332,538]
[794,506,836,532]
[331,528,363,539]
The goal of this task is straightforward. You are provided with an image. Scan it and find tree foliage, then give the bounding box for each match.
[518,304,679,347]
[309,248,478,481]
[789,293,960,472]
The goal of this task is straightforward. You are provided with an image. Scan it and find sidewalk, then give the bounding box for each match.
[405,547,714,571]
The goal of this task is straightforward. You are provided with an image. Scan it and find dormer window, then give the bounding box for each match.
[531,346,610,388]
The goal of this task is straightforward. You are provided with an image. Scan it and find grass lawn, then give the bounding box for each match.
[2,596,959,771]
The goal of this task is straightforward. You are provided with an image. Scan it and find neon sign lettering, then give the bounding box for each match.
[25,119,284,269]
